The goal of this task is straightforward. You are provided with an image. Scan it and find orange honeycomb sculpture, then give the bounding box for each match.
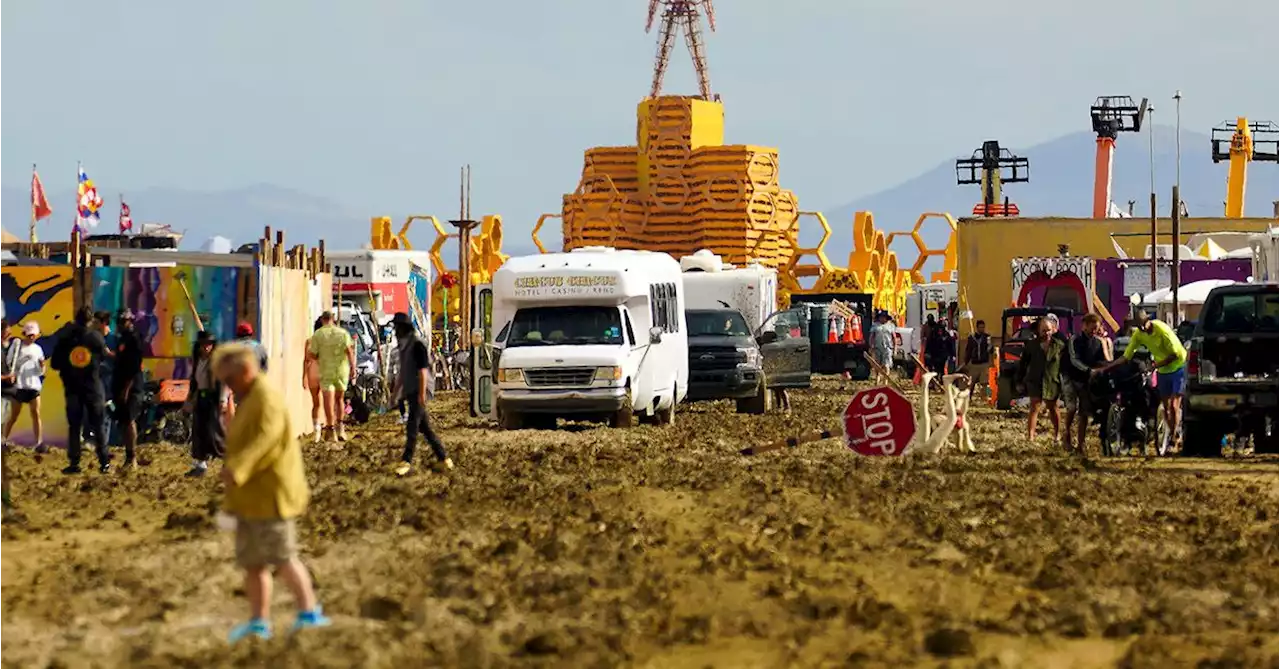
[428,214,508,323]
[886,212,958,284]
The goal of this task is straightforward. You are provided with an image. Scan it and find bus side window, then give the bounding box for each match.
[623,310,636,345]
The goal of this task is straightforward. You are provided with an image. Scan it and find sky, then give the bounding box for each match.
[3,0,1278,237]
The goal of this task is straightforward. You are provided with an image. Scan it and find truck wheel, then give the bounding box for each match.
[610,391,634,428]
[736,377,768,414]
[499,407,524,431]
[996,377,1013,410]
[848,358,871,381]
[1182,418,1223,457]
[654,396,676,426]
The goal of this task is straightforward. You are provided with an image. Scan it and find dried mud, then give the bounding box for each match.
[2,378,1277,668]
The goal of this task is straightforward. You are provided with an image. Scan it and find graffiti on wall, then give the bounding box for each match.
[93,265,239,357]
[1010,256,1094,310]
[2,266,75,446]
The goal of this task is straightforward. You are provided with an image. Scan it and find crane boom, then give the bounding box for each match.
[1213,117,1279,218]
[1089,96,1146,219]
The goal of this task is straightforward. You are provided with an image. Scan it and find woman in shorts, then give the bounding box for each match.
[1017,318,1065,444]
[3,322,47,450]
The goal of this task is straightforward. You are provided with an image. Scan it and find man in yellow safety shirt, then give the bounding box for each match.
[1094,311,1187,449]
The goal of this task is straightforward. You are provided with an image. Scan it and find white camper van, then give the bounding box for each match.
[470,248,688,429]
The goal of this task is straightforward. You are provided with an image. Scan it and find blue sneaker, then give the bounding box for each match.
[228,618,272,643]
[292,606,332,632]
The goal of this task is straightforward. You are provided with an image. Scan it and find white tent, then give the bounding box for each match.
[199,236,234,254]
[1155,279,1240,305]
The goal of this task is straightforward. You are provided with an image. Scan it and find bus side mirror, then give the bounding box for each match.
[471,329,484,347]
[648,326,662,344]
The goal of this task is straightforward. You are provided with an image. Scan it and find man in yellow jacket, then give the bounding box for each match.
[212,343,330,643]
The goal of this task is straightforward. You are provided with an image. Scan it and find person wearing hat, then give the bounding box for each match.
[390,312,452,476]
[235,321,269,373]
[2,321,47,451]
[307,311,355,442]
[111,310,146,468]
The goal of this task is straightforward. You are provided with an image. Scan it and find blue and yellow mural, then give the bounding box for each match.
[2,266,75,446]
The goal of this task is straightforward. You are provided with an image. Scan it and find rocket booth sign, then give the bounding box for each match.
[843,386,916,456]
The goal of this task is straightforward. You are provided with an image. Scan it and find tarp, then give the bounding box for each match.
[199,235,234,253]
[1154,279,1240,305]
[1194,238,1228,260]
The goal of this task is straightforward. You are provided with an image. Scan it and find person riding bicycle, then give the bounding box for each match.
[1094,311,1186,451]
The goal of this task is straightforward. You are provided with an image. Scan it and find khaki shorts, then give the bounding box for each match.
[235,518,298,569]
[1061,379,1090,413]
[965,362,991,386]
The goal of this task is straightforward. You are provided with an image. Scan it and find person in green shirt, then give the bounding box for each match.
[1095,311,1187,448]
[307,311,356,443]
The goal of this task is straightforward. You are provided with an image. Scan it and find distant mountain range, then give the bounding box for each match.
[823,125,1279,265]
[4,126,1276,267]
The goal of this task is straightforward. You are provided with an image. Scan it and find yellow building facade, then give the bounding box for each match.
[956,215,1277,339]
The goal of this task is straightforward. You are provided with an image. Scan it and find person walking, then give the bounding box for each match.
[2,319,18,439]
[186,332,229,477]
[962,319,994,402]
[1017,317,1065,444]
[212,343,329,643]
[301,317,323,438]
[868,311,896,373]
[307,312,355,443]
[2,322,47,451]
[390,313,452,476]
[110,311,145,468]
[50,307,110,474]
[94,311,116,449]
[1062,313,1110,454]
[235,321,270,372]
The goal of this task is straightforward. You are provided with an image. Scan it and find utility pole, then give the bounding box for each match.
[449,165,479,350]
[1147,106,1158,293]
[1171,91,1183,322]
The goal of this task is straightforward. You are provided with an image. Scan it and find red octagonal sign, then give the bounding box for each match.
[844,386,917,456]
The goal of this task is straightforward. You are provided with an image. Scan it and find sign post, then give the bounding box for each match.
[843,386,916,456]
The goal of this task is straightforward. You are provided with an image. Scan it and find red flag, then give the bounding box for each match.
[119,200,133,234]
[31,169,52,221]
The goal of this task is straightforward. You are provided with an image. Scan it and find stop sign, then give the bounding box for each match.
[844,387,917,456]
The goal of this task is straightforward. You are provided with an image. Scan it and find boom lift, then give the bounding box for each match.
[1090,96,1148,218]
[956,140,1029,216]
[1212,118,1279,218]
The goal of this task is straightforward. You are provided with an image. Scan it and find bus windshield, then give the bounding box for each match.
[508,306,624,347]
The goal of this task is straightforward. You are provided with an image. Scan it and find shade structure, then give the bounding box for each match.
[1154,279,1240,305]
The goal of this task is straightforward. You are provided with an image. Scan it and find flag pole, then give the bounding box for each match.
[119,193,124,235]
[30,163,38,243]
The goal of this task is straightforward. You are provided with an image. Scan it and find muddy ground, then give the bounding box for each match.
[2,378,1277,668]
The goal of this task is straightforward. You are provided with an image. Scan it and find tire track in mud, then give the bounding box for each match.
[1,378,1276,668]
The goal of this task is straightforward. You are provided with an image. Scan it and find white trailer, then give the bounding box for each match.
[469,247,688,429]
[904,281,957,353]
[678,249,778,332]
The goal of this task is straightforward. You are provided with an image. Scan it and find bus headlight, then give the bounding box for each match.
[497,367,524,383]
[594,366,623,381]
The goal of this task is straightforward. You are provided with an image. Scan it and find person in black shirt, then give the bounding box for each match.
[111,311,145,468]
[390,312,452,477]
[1061,313,1111,454]
[50,307,110,474]
[962,319,993,401]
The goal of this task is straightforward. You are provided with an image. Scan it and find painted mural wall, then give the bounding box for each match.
[2,266,75,446]
[92,265,242,384]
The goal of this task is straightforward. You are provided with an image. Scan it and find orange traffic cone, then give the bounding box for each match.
[987,364,998,407]
[841,321,855,343]
[850,316,864,343]
[827,318,839,343]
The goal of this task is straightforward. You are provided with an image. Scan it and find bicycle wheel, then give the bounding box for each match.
[1100,404,1123,457]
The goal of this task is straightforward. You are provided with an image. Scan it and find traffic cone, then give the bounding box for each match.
[841,321,855,343]
[827,318,839,343]
[850,316,864,343]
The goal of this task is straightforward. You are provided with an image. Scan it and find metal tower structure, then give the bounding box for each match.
[1089,95,1148,218]
[645,0,717,100]
[955,140,1029,216]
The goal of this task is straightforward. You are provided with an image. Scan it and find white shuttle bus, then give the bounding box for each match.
[469,247,688,429]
